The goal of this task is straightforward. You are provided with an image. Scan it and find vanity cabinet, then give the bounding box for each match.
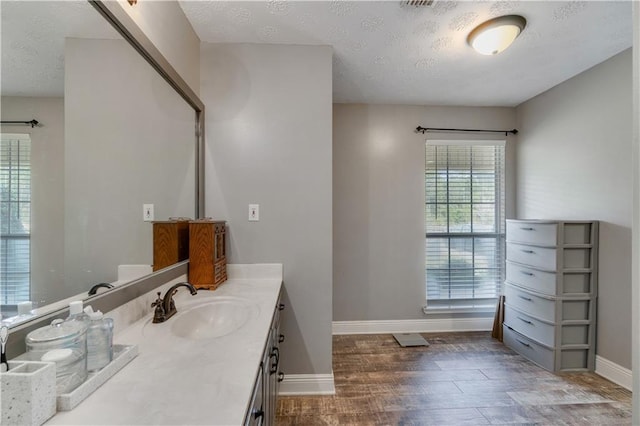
[503,220,598,372]
[246,365,264,426]
[245,292,284,426]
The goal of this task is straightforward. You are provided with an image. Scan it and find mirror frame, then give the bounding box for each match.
[5,0,205,357]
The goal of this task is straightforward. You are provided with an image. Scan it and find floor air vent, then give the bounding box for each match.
[401,0,435,7]
[392,333,430,347]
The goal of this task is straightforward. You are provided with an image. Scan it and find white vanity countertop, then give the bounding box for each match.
[47,265,283,425]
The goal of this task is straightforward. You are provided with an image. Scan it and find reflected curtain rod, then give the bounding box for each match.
[415,126,518,136]
[0,120,40,128]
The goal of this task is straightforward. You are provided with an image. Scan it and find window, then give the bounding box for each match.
[1,134,31,307]
[425,140,505,310]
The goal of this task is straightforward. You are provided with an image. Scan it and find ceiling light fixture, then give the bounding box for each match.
[467,15,526,55]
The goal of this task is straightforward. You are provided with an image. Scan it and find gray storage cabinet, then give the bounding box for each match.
[503,220,598,372]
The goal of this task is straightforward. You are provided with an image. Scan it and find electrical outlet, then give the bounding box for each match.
[249,204,259,221]
[143,204,154,222]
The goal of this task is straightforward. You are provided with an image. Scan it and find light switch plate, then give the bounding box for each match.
[143,204,154,222]
[249,204,259,221]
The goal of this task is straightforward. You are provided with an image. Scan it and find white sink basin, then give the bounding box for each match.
[169,297,258,340]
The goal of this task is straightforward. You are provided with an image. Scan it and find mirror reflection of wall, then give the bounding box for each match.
[63,37,196,297]
[0,1,196,322]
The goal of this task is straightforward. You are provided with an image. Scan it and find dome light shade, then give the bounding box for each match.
[467,15,526,55]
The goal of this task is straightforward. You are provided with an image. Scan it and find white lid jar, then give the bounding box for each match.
[26,319,88,394]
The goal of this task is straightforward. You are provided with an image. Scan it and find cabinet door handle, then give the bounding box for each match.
[520,227,535,231]
[520,271,534,276]
[279,303,285,311]
[516,339,531,348]
[521,249,535,254]
[277,372,285,383]
[518,295,532,301]
[517,316,533,325]
[279,334,285,343]
[270,348,280,374]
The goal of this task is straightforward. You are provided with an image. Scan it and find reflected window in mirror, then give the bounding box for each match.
[1,133,31,315]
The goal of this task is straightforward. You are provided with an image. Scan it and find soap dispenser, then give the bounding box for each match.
[66,301,89,324]
[83,306,113,371]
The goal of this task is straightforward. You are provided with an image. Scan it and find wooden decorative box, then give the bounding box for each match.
[188,219,227,290]
[152,219,190,271]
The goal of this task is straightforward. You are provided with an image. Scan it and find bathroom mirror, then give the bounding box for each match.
[0,0,201,327]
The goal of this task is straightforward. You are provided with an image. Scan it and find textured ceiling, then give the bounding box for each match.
[1,1,119,97]
[180,0,633,107]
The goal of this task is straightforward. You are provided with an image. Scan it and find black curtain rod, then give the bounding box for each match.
[0,120,40,128]
[416,126,518,136]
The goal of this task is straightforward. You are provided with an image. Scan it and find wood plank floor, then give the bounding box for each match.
[276,332,631,425]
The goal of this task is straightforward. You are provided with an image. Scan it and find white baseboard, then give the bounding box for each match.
[595,355,632,391]
[332,318,493,335]
[278,373,336,396]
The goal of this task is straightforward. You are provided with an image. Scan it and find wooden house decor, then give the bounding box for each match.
[152,218,190,271]
[188,219,227,290]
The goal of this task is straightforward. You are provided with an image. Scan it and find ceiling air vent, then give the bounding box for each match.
[402,0,435,7]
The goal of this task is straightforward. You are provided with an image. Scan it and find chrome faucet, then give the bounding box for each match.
[152,282,197,323]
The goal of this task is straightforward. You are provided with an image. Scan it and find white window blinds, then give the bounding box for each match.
[1,134,31,306]
[425,140,505,308]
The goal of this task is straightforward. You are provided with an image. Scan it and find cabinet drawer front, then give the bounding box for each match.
[507,243,556,270]
[506,262,556,295]
[504,284,555,322]
[507,222,557,246]
[504,305,555,347]
[503,326,555,371]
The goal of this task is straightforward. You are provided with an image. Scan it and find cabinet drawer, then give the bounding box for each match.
[507,221,557,246]
[505,284,593,322]
[507,243,556,270]
[506,262,593,296]
[504,305,554,347]
[503,325,554,371]
[506,262,556,295]
[504,325,592,371]
[504,284,555,322]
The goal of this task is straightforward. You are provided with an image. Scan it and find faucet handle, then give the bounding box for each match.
[151,292,162,308]
[151,292,166,323]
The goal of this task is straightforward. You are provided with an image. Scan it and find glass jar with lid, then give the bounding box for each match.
[25,318,88,394]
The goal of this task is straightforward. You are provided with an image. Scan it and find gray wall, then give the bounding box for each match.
[117,0,201,94]
[1,96,65,306]
[333,104,517,321]
[516,49,633,369]
[64,38,195,297]
[201,43,333,375]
